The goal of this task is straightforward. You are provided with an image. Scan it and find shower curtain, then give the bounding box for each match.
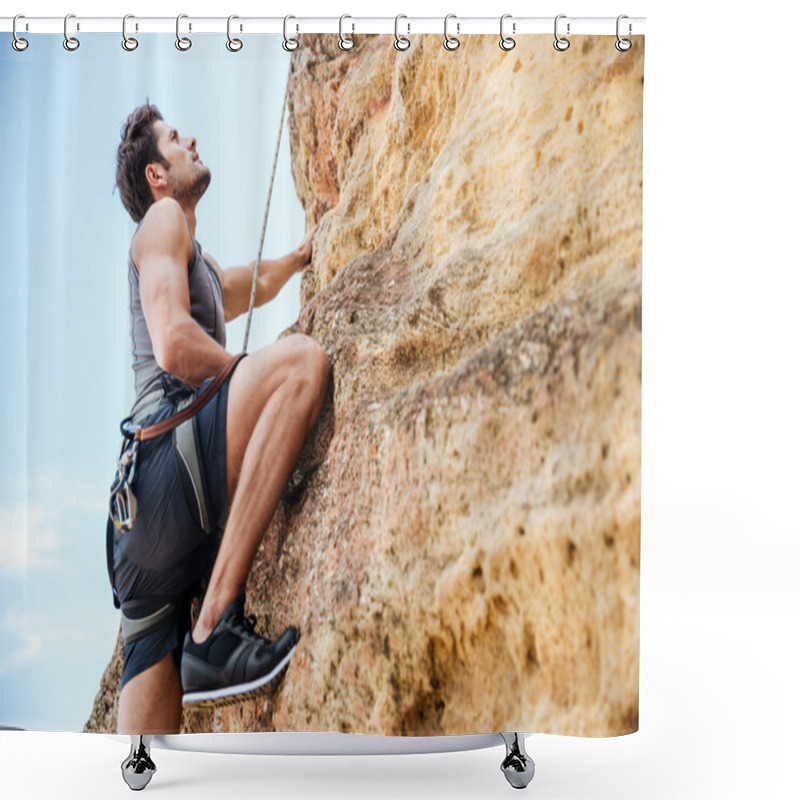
[0,30,643,738]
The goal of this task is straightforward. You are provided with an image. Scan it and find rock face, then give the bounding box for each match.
[86,33,642,737]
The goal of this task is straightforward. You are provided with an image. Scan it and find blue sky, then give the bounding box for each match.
[0,33,304,730]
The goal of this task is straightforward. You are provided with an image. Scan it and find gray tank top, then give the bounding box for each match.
[128,228,226,404]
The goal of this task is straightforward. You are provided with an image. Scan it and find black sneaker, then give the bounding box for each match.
[181,588,299,708]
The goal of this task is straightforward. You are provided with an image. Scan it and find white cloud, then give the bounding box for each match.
[23,470,108,517]
[0,505,62,574]
[0,629,44,675]
[0,613,89,676]
[0,471,108,576]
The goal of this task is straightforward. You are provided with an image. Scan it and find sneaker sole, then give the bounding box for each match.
[182,645,296,709]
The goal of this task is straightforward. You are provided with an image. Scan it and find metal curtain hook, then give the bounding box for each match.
[227,15,243,52]
[282,15,299,51]
[176,14,192,51]
[616,14,632,51]
[443,14,460,51]
[339,14,354,51]
[553,14,570,52]
[499,14,516,51]
[12,15,29,51]
[63,13,80,51]
[122,14,138,51]
[394,15,411,51]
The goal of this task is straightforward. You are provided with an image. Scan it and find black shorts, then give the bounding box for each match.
[109,364,241,691]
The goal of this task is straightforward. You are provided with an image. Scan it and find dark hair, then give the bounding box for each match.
[115,102,169,223]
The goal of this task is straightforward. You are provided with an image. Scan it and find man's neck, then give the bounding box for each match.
[151,190,199,238]
[184,206,197,238]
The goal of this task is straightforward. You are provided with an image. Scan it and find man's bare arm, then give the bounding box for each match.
[211,253,301,323]
[208,223,319,323]
[133,198,232,387]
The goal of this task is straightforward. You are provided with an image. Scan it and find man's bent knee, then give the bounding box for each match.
[283,334,329,395]
[306,337,330,391]
[298,335,330,410]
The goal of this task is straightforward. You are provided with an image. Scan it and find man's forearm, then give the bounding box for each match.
[157,317,233,388]
[256,252,303,306]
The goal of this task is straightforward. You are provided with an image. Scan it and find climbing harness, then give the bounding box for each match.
[107,354,245,611]
[109,353,245,533]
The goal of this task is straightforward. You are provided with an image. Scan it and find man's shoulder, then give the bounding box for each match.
[132,200,193,266]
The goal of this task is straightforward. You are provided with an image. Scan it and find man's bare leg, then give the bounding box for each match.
[117,652,183,734]
[191,333,330,643]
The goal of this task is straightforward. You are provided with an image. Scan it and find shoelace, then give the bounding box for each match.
[234,612,273,647]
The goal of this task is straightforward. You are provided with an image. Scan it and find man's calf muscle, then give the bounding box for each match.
[117,652,183,734]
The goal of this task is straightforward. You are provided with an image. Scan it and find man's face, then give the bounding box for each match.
[151,119,211,203]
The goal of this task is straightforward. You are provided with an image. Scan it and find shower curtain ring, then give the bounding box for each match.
[63,14,80,51]
[122,15,138,51]
[443,14,460,51]
[615,15,632,51]
[339,15,355,51]
[12,15,29,51]
[176,14,192,51]
[282,15,299,51]
[226,15,243,52]
[553,14,570,51]
[499,14,516,51]
[394,15,411,51]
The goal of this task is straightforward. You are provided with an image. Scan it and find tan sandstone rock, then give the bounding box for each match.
[86,33,642,737]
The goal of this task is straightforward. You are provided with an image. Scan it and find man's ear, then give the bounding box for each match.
[145,163,164,191]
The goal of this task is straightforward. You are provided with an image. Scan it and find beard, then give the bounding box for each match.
[169,163,211,206]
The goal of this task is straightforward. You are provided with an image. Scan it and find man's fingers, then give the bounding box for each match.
[303,222,320,254]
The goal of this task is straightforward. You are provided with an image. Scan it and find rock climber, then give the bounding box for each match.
[107,102,329,734]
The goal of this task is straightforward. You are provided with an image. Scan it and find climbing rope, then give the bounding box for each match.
[242,64,292,353]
